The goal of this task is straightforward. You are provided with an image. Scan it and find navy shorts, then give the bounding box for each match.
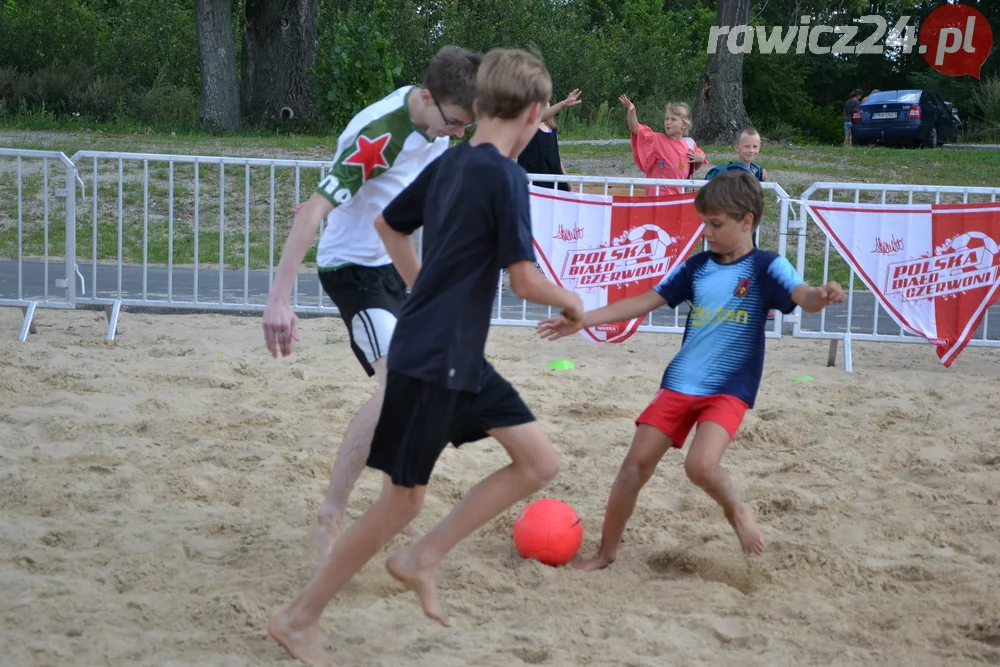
[367,364,536,487]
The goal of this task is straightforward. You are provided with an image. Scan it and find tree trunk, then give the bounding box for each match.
[691,0,753,145]
[241,0,317,127]
[194,0,242,132]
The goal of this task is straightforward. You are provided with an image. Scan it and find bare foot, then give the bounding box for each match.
[267,604,331,667]
[315,512,348,561]
[728,503,764,557]
[572,551,615,572]
[385,548,450,627]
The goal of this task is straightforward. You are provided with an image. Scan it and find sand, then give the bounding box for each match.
[2,307,999,667]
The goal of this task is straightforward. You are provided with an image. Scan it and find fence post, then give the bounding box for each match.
[64,161,78,307]
[52,158,78,308]
[774,192,791,337]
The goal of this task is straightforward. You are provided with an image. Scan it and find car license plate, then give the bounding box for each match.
[872,112,897,119]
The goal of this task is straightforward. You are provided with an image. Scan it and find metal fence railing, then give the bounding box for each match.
[0,148,80,340]
[796,182,1000,371]
[6,148,997,374]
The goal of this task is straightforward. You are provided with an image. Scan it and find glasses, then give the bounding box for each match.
[432,95,475,130]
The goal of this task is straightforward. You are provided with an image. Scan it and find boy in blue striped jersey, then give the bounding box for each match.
[538,169,845,564]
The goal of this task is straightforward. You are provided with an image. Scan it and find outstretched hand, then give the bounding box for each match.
[618,94,635,112]
[537,314,583,341]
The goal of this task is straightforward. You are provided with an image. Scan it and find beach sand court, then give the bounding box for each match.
[2,308,999,666]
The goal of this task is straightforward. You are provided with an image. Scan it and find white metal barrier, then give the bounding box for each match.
[9,147,998,373]
[66,150,348,339]
[0,148,80,341]
[3,150,792,342]
[795,182,1000,371]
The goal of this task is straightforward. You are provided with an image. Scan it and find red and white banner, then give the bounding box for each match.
[529,186,704,344]
[805,200,1000,367]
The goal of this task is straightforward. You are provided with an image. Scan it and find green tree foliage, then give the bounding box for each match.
[313,0,403,130]
[0,0,997,141]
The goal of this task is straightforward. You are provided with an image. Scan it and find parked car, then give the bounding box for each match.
[850,89,961,147]
[944,100,963,130]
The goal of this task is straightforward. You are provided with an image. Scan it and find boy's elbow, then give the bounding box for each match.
[507,267,538,300]
[510,277,534,300]
[374,216,396,242]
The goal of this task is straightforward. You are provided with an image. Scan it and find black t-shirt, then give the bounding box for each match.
[382,141,537,392]
[844,98,860,120]
[516,127,570,191]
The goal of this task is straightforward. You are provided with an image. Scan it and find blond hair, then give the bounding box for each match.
[736,127,760,143]
[476,48,552,120]
[665,102,693,129]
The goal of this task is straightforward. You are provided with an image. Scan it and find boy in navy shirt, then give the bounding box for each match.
[705,127,768,251]
[538,169,845,566]
[268,48,583,666]
[704,127,767,183]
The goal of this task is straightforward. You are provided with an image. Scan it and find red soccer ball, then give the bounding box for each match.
[512,498,583,566]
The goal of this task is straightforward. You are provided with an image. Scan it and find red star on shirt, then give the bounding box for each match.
[342,133,392,181]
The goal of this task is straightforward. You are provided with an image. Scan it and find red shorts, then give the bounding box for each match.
[636,388,748,448]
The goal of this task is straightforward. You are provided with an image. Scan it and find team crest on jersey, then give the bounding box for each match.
[734,277,752,297]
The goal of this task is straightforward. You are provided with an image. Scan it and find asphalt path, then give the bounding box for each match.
[3,259,1000,340]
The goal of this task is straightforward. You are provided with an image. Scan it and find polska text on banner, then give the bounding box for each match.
[804,201,1000,366]
[529,185,705,344]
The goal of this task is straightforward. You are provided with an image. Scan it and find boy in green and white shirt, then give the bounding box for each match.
[262,46,482,554]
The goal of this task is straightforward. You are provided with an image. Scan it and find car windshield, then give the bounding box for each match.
[865,91,920,104]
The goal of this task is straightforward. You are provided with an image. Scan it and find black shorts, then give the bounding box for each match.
[367,364,536,487]
[318,264,407,377]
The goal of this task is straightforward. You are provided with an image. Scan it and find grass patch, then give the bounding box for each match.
[0,218,316,270]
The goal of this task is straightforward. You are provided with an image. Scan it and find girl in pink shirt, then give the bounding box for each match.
[620,94,708,196]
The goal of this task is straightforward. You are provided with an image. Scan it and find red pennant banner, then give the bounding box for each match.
[529,186,705,344]
[805,200,1000,366]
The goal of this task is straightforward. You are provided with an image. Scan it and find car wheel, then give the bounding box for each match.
[923,126,938,148]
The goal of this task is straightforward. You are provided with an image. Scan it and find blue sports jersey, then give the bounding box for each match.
[654,249,804,408]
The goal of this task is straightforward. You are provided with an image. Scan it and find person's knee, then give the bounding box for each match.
[684,454,717,489]
[531,447,561,486]
[401,488,424,522]
[518,444,560,489]
[495,423,560,487]
[622,447,660,485]
[383,483,425,521]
